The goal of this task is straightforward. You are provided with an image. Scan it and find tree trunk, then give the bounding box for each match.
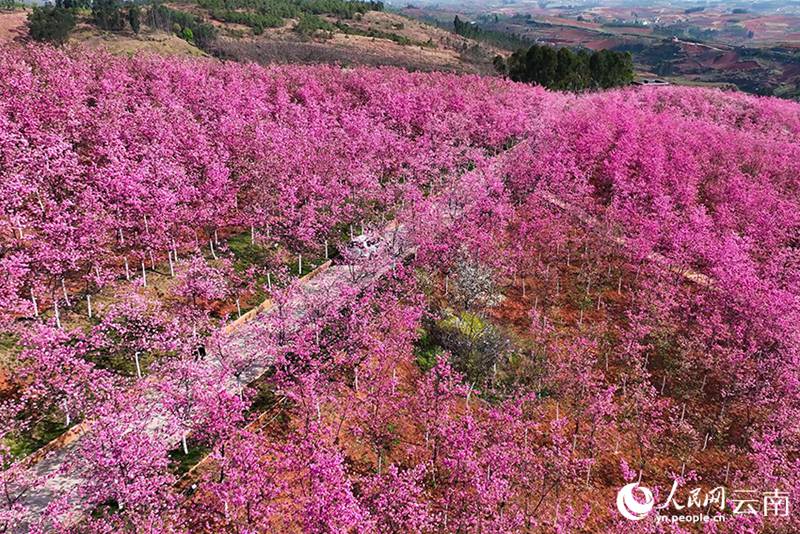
[134,352,143,379]
[54,296,61,329]
[30,289,38,317]
[61,278,70,307]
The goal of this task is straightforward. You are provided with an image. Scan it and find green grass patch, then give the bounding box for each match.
[0,331,20,369]
[285,251,328,278]
[247,379,278,415]
[438,311,487,338]
[168,440,211,476]
[87,349,158,378]
[0,332,19,353]
[4,414,71,459]
[413,328,444,372]
[227,231,272,272]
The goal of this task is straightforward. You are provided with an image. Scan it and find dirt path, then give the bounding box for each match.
[13,224,413,530]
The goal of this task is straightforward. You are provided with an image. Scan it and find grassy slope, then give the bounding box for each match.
[0,3,496,73]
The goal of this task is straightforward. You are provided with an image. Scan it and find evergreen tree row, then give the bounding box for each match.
[496,43,634,91]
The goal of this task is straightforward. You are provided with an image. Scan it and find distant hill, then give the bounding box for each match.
[0,2,500,74]
[399,2,800,98]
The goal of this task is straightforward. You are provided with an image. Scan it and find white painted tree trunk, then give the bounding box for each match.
[63,399,70,427]
[61,278,70,307]
[210,239,217,260]
[141,261,147,287]
[324,240,328,259]
[168,250,175,277]
[54,298,61,329]
[134,352,142,379]
[182,433,189,455]
[87,294,92,319]
[30,289,38,317]
[250,225,255,244]
[267,272,272,291]
[235,298,241,318]
[298,254,302,275]
[124,257,130,280]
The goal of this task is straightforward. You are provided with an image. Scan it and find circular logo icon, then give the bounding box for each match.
[617,482,655,521]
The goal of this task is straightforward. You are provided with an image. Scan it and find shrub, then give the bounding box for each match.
[128,5,141,34]
[27,6,75,46]
[92,0,126,31]
[295,13,335,37]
